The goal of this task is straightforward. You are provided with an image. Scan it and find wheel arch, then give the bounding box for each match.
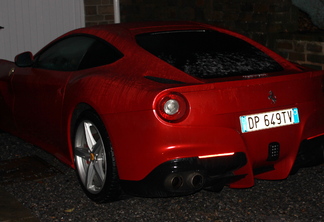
[70,103,97,136]
[67,103,102,168]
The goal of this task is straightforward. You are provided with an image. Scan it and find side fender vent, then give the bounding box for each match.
[144,76,185,84]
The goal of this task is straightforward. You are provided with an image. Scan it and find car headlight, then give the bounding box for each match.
[154,92,189,123]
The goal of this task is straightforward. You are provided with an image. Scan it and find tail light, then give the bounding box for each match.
[154,92,189,123]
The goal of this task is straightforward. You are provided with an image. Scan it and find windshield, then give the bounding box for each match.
[136,30,283,79]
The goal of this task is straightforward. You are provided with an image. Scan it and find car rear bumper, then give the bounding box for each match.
[120,152,247,197]
[120,135,324,197]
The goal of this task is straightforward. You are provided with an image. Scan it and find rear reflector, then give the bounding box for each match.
[198,152,235,159]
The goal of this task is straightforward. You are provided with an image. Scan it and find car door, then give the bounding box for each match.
[11,36,96,149]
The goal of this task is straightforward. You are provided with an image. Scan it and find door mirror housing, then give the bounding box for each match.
[15,51,34,67]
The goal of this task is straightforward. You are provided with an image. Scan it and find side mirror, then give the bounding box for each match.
[15,51,33,67]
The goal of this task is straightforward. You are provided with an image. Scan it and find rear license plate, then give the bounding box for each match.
[240,108,300,133]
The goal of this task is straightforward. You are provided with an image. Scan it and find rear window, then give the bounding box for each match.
[136,30,283,79]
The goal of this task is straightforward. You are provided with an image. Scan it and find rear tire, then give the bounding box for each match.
[73,111,121,203]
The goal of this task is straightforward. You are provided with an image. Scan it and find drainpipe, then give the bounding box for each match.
[114,0,121,23]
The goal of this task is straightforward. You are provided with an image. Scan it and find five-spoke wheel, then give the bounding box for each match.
[73,111,121,203]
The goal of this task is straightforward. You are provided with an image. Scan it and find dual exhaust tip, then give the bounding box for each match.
[164,172,204,192]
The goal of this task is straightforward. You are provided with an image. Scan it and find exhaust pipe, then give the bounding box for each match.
[186,172,204,189]
[164,174,183,190]
[164,172,204,191]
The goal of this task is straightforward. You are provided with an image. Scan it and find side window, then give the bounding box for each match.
[34,36,96,71]
[78,39,123,70]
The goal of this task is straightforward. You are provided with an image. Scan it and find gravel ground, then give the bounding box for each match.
[0,132,323,222]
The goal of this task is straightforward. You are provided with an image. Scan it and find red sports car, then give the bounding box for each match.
[0,22,323,203]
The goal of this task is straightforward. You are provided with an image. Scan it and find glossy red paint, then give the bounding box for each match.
[0,22,324,194]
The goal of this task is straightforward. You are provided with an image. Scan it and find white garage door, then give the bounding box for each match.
[0,0,85,61]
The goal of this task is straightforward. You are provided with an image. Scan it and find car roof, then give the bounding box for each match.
[119,21,209,34]
[65,21,211,40]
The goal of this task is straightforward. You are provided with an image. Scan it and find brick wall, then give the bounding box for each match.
[209,0,299,46]
[276,34,324,70]
[119,0,298,44]
[84,0,114,26]
[120,0,212,23]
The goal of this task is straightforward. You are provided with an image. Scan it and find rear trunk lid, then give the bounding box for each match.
[176,70,324,124]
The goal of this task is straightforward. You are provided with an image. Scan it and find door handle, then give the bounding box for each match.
[0,26,4,29]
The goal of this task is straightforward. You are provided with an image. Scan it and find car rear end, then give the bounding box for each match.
[118,23,324,197]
